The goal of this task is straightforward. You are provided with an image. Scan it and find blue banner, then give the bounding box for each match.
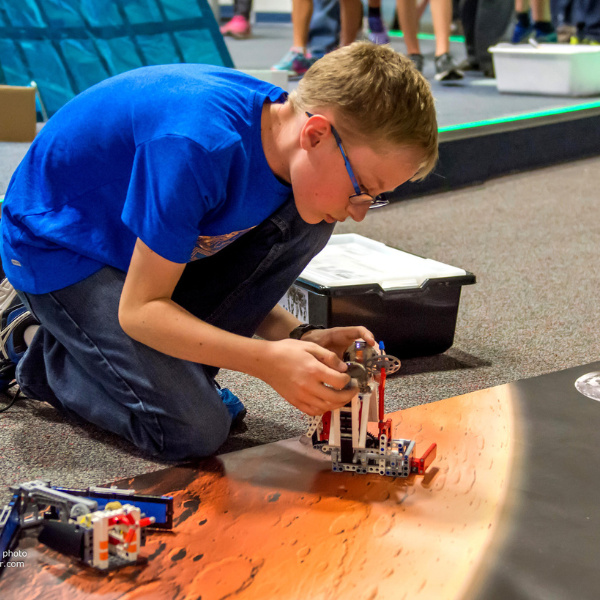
[0,0,233,117]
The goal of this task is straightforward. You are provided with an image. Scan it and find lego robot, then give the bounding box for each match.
[303,341,437,477]
[0,480,173,573]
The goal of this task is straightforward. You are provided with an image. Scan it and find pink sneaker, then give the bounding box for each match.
[220,15,251,39]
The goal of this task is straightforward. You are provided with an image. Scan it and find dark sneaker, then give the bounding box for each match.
[0,303,38,393]
[532,29,557,43]
[482,64,496,78]
[512,21,534,43]
[408,53,424,73]
[434,53,464,81]
[457,58,480,71]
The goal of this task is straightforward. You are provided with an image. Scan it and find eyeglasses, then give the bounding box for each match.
[305,112,389,209]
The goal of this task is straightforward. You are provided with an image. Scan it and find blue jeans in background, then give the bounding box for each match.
[460,0,514,69]
[308,0,340,57]
[16,198,334,460]
[573,0,600,39]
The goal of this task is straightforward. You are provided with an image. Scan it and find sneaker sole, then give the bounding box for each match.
[221,31,252,39]
[435,70,465,82]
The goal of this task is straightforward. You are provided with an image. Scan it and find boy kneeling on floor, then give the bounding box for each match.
[0,42,438,460]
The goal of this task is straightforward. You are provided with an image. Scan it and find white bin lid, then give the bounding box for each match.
[489,43,600,56]
[298,234,468,291]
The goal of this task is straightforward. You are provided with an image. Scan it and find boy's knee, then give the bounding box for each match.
[156,412,231,461]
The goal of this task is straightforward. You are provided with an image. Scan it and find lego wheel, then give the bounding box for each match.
[70,502,93,519]
[364,354,401,375]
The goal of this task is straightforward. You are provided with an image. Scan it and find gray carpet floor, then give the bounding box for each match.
[0,23,598,502]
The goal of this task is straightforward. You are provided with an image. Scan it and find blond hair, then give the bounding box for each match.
[289,42,438,180]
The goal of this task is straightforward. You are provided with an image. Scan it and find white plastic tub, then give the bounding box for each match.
[489,43,600,96]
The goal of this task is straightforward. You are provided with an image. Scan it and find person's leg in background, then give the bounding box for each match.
[395,0,463,79]
[340,0,365,45]
[367,0,391,44]
[272,0,317,77]
[512,0,556,42]
[430,0,465,79]
[451,0,462,29]
[513,0,535,41]
[473,0,514,75]
[458,0,481,70]
[431,0,452,56]
[307,0,340,58]
[273,0,363,77]
[292,0,315,52]
[220,0,253,39]
[551,0,575,41]
[395,0,424,69]
[576,0,600,41]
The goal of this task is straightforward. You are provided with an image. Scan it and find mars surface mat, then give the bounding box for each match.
[3,361,600,600]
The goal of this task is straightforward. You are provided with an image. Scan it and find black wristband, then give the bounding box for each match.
[289,324,325,340]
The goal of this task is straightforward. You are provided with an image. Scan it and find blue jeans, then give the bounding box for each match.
[574,0,600,39]
[460,0,514,68]
[16,198,334,460]
[308,0,340,58]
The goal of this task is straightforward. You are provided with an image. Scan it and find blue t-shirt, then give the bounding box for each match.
[0,64,291,294]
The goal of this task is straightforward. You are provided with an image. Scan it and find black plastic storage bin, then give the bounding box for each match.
[279,234,476,359]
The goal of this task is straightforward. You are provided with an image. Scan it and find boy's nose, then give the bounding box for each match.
[346,202,369,223]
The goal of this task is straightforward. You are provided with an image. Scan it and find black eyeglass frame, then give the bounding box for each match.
[305,112,389,209]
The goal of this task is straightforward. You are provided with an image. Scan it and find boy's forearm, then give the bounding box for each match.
[254,304,302,341]
[119,298,272,379]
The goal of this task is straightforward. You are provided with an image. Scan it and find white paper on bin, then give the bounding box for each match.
[298,234,467,290]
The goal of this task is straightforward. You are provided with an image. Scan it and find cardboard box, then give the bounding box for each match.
[0,85,36,142]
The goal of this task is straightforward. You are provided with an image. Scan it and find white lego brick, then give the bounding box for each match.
[379,433,387,453]
[330,408,341,447]
[92,514,109,570]
[358,393,370,449]
[351,395,361,448]
[367,384,379,421]
[305,415,322,438]
[125,506,141,560]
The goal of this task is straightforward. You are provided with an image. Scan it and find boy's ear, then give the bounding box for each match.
[301,114,331,151]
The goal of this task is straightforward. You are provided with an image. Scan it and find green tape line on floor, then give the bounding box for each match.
[389,31,466,43]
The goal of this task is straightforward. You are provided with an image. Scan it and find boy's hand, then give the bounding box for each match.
[298,326,378,360]
[258,339,359,416]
